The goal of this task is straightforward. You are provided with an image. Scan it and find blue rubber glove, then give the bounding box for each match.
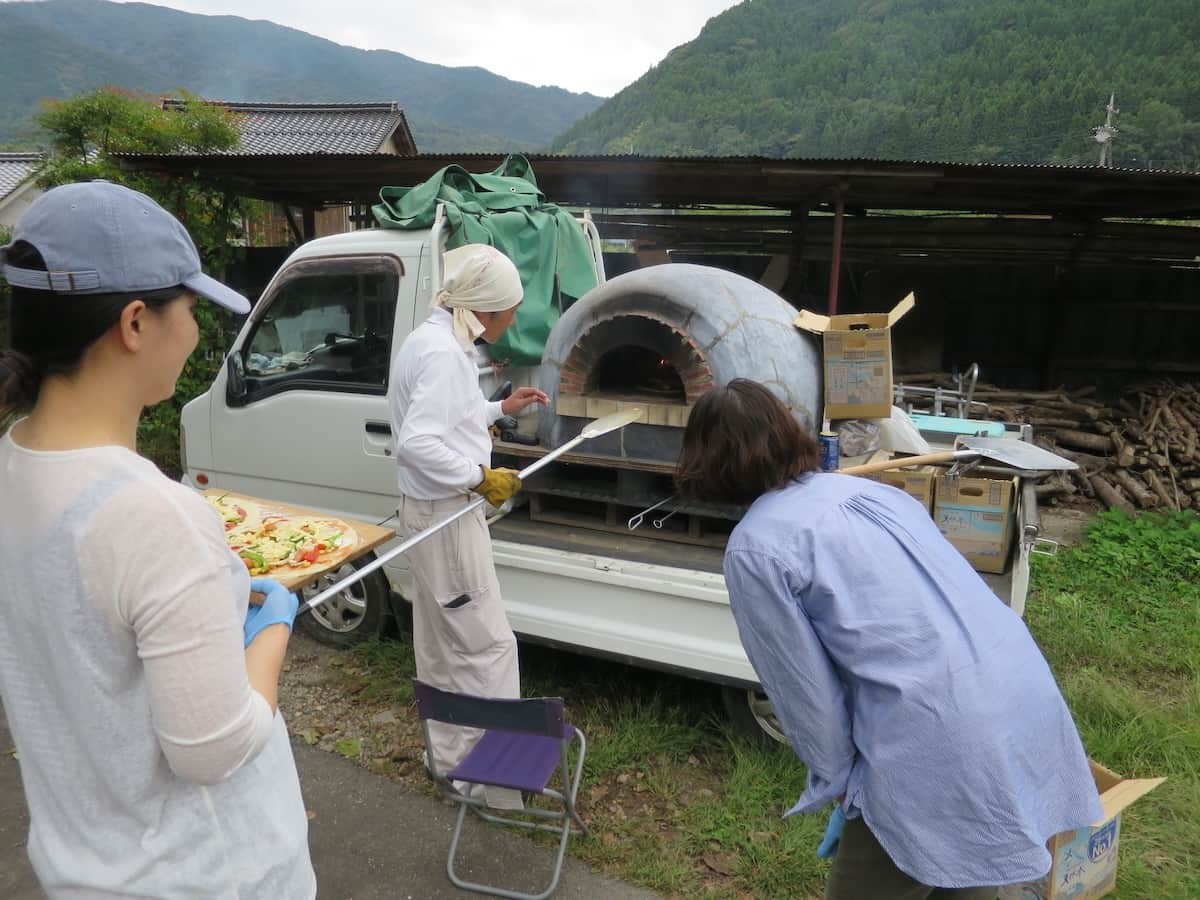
[244,578,300,647]
[817,806,846,859]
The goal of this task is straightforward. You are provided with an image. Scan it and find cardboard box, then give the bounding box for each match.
[1004,761,1165,900]
[933,472,1016,574]
[874,464,938,513]
[795,292,915,419]
[853,450,938,512]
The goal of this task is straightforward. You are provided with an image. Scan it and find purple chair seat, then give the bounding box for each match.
[448,728,571,794]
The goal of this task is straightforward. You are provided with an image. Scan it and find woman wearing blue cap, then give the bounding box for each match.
[0,182,315,898]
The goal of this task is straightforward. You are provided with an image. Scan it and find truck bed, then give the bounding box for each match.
[491,508,726,574]
[491,491,1030,611]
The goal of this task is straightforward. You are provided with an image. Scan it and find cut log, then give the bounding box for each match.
[1089,475,1135,513]
[1180,478,1200,493]
[1054,429,1114,454]
[971,388,1074,402]
[1069,468,1096,497]
[1032,400,1103,420]
[1034,439,1110,473]
[1030,417,1087,430]
[1147,400,1164,434]
[1143,470,1177,511]
[1109,431,1136,468]
[1035,477,1076,499]
[1123,421,1147,443]
[1111,469,1159,509]
[1165,448,1184,506]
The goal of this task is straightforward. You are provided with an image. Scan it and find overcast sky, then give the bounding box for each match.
[109,0,744,96]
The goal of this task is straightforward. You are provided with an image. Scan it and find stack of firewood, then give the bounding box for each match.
[897,375,1200,513]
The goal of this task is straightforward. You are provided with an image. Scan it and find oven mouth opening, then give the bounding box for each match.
[586,345,686,404]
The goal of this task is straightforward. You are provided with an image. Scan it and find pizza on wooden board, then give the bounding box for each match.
[206,493,262,533]
[227,515,359,578]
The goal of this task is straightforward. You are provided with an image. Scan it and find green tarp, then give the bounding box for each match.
[372,154,599,366]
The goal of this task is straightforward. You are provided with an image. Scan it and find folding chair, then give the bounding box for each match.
[411,679,589,900]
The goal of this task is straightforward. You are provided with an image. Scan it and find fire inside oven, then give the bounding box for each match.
[588,347,685,403]
[564,316,703,407]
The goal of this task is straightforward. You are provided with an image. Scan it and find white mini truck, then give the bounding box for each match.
[181,212,1039,742]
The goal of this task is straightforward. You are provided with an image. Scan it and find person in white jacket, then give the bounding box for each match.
[0,182,315,898]
[388,243,547,807]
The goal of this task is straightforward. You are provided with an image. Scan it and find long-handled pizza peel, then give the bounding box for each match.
[300,407,645,614]
[838,435,1076,477]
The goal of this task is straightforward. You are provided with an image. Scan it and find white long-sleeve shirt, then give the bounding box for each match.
[0,430,315,899]
[388,306,505,500]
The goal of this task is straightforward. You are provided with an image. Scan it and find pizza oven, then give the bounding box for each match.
[516,264,824,544]
[537,263,823,464]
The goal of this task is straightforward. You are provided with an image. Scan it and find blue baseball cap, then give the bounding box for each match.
[0,180,250,314]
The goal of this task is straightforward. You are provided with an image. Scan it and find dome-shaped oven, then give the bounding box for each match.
[537,263,823,464]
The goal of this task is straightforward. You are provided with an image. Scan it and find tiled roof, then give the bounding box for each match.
[0,153,41,200]
[161,100,417,156]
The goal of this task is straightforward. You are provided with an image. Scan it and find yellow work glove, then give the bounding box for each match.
[473,466,522,506]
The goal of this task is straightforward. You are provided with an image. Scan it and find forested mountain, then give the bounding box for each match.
[553,0,1200,170]
[0,0,603,151]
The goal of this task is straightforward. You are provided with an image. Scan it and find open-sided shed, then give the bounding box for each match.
[118,151,1200,387]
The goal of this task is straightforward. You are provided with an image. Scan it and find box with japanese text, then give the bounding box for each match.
[1002,761,1164,900]
[932,472,1015,574]
[794,292,915,419]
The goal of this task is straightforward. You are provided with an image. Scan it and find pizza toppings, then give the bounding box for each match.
[228,515,355,576]
[203,492,358,579]
[206,494,261,532]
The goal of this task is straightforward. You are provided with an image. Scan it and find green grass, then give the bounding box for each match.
[1026,510,1200,899]
[341,509,1200,898]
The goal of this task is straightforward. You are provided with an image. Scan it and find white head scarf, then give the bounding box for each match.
[435,244,524,352]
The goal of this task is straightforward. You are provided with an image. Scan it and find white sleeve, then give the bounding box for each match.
[393,347,483,492]
[87,487,274,785]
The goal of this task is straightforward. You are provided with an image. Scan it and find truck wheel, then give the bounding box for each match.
[721,686,789,747]
[296,554,391,647]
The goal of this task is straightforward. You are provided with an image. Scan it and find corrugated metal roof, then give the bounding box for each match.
[387,152,1198,177]
[0,153,41,200]
[160,100,417,156]
[117,148,1197,175]
[114,151,1200,218]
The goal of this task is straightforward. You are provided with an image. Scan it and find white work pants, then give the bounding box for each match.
[400,494,521,808]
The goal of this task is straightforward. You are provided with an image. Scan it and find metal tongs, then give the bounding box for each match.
[627,496,679,530]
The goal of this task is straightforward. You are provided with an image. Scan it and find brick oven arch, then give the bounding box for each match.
[558,315,714,407]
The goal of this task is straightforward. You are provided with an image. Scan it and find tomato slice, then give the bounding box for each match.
[301,547,320,564]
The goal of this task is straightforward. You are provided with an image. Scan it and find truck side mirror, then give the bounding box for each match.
[226,352,247,403]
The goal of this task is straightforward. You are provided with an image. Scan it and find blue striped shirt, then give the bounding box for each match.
[724,473,1103,888]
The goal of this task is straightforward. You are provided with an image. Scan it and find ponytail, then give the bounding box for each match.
[0,349,40,424]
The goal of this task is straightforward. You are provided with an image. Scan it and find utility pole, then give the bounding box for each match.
[1092,93,1119,167]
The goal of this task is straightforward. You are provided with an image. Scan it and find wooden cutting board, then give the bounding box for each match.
[202,489,395,592]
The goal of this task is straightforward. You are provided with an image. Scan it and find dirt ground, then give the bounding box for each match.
[279,639,426,785]
[278,635,726,842]
[1036,504,1095,547]
[277,504,1100,898]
